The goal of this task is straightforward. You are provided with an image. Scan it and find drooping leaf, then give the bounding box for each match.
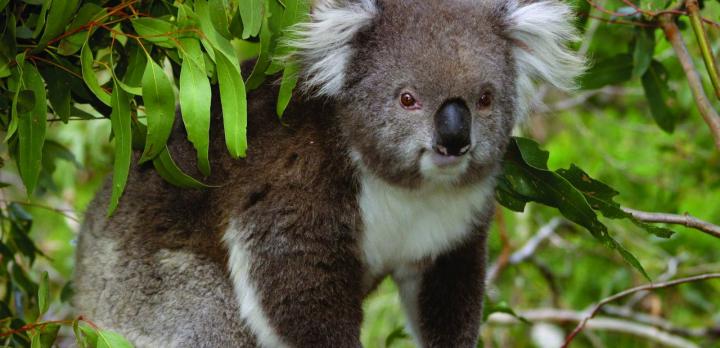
[277,62,298,118]
[238,0,264,39]
[580,54,634,90]
[108,82,132,216]
[95,330,134,348]
[215,48,248,158]
[498,138,650,279]
[632,27,655,78]
[57,3,106,56]
[17,62,47,195]
[30,323,60,348]
[557,165,675,238]
[641,60,676,133]
[38,271,49,316]
[152,148,212,189]
[246,13,273,90]
[80,39,111,106]
[36,0,80,50]
[208,0,232,39]
[483,300,530,324]
[139,58,176,163]
[40,65,72,123]
[179,38,212,176]
[131,17,177,48]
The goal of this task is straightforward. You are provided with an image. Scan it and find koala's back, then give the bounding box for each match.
[74,81,349,347]
[75,180,254,347]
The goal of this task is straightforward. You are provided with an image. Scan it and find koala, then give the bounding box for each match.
[73,0,583,347]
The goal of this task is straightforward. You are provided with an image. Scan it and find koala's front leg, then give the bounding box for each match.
[224,222,364,348]
[394,231,488,348]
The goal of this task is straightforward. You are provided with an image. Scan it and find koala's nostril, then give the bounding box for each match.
[434,99,471,156]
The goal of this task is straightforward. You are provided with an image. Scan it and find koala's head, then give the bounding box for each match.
[290,0,584,188]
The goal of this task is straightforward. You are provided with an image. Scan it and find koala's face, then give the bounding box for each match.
[293,0,583,188]
[340,0,517,187]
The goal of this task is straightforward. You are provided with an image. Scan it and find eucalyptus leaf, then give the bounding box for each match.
[131,17,177,48]
[642,60,676,133]
[108,82,132,216]
[80,39,111,106]
[57,3,105,56]
[632,27,655,78]
[238,0,264,39]
[179,38,212,176]
[152,148,213,189]
[277,62,298,118]
[139,58,176,163]
[36,0,80,50]
[38,271,49,315]
[17,62,47,195]
[581,54,634,90]
[215,48,248,158]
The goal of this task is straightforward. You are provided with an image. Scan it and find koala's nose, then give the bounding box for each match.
[433,99,471,156]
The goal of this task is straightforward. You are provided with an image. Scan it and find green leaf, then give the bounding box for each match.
[108,82,132,216]
[215,48,248,158]
[11,263,38,295]
[0,0,9,12]
[384,326,409,347]
[246,14,273,90]
[238,0,264,39]
[41,65,72,123]
[152,148,212,188]
[122,42,147,87]
[80,39,111,106]
[31,0,51,39]
[72,319,86,348]
[57,3,105,56]
[557,165,675,238]
[95,330,134,348]
[36,0,80,50]
[139,58,176,163]
[498,138,650,279]
[131,17,177,48]
[580,54,634,90]
[483,300,529,324]
[17,62,47,195]
[632,27,655,78]
[209,0,232,39]
[30,323,60,348]
[179,38,212,176]
[641,60,676,133]
[276,62,298,117]
[38,271,49,316]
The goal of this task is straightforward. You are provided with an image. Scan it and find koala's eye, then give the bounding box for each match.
[478,91,493,109]
[400,93,418,109]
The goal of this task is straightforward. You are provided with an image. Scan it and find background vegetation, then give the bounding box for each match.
[0,0,719,347]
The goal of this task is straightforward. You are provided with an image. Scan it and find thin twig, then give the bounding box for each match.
[562,273,720,347]
[659,15,720,151]
[602,304,720,338]
[488,308,702,348]
[623,207,720,238]
[486,218,564,284]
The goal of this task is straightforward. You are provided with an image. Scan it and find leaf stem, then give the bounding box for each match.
[685,0,720,100]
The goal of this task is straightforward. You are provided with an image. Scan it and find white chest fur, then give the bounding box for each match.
[358,173,494,276]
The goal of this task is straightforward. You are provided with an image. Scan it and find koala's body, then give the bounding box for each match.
[74,0,583,347]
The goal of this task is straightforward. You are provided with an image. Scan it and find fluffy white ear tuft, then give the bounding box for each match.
[287,0,378,97]
[505,1,586,117]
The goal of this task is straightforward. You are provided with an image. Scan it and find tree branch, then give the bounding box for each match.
[623,207,720,239]
[488,308,702,348]
[562,273,720,347]
[659,15,720,151]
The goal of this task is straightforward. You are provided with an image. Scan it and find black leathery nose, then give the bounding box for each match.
[433,99,471,156]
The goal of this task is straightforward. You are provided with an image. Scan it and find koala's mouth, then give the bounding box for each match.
[417,146,473,183]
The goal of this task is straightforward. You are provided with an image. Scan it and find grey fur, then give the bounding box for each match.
[74,0,583,347]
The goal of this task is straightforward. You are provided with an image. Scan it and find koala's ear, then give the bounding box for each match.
[504,1,586,114]
[287,0,378,97]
